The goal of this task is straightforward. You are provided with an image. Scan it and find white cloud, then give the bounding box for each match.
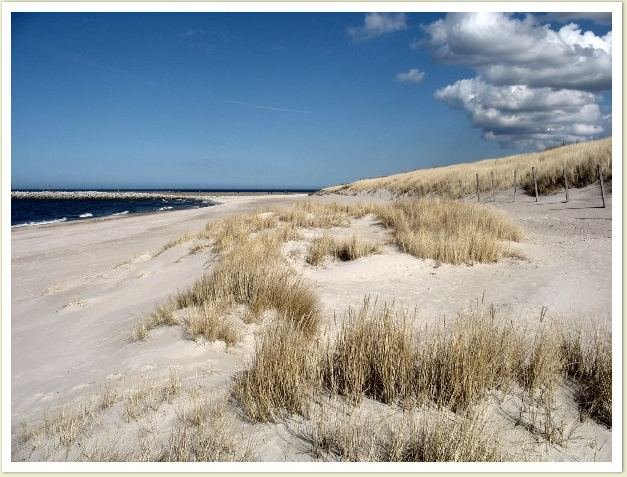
[396,68,425,84]
[424,12,611,91]
[423,12,611,149]
[435,78,603,149]
[347,13,407,41]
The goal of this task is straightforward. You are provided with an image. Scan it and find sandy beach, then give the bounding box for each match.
[11,185,612,462]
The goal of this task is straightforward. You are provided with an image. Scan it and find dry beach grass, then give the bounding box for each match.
[322,137,611,198]
[12,142,613,462]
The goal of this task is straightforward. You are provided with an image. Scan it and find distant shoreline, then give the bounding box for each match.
[11,189,317,200]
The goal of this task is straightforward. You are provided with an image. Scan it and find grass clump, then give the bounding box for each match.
[206,212,278,255]
[183,302,241,347]
[307,234,381,266]
[305,405,502,462]
[275,201,351,229]
[163,395,254,462]
[374,199,522,265]
[562,327,612,427]
[323,299,415,405]
[379,411,502,462]
[415,305,525,411]
[231,320,320,422]
[174,232,320,337]
[130,301,178,342]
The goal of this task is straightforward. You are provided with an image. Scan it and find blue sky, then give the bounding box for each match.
[12,12,612,189]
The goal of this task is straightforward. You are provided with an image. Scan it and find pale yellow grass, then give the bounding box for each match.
[304,404,502,462]
[130,301,178,342]
[374,199,523,264]
[162,395,254,462]
[563,327,612,427]
[182,302,241,347]
[323,137,611,198]
[307,233,381,265]
[323,298,415,405]
[231,319,320,423]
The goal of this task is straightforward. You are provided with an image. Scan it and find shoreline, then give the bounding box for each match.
[11,190,315,200]
[10,193,309,232]
[10,192,316,234]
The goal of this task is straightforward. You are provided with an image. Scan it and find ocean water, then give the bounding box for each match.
[11,197,213,227]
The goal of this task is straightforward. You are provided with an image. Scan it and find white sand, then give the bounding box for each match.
[11,187,612,462]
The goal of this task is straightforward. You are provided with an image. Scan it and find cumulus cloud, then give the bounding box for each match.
[347,13,407,41]
[423,12,611,149]
[425,12,611,91]
[435,78,603,149]
[396,68,425,84]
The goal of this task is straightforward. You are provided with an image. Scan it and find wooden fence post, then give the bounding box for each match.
[476,173,480,202]
[491,171,495,202]
[598,164,606,208]
[513,170,517,202]
[459,180,463,199]
[563,168,569,203]
[532,166,539,202]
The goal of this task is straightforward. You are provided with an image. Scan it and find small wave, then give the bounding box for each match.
[158,206,174,211]
[12,217,67,228]
[79,213,93,218]
[111,210,129,216]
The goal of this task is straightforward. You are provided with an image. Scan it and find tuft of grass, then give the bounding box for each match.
[205,212,278,255]
[307,234,381,265]
[174,232,320,336]
[323,299,415,405]
[130,301,178,341]
[100,384,119,410]
[415,305,525,411]
[305,405,503,462]
[517,322,565,394]
[162,396,254,462]
[373,199,523,265]
[163,367,182,403]
[321,137,611,198]
[562,327,612,427]
[275,201,351,229]
[154,232,198,257]
[231,320,320,422]
[379,410,503,462]
[307,234,336,266]
[183,302,241,347]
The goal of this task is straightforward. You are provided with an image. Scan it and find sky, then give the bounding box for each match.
[11,12,612,189]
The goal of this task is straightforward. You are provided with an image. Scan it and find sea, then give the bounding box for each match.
[11,189,316,228]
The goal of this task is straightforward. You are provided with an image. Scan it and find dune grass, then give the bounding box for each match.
[323,298,415,405]
[414,305,526,411]
[162,395,253,462]
[307,234,381,266]
[231,319,320,422]
[305,405,502,462]
[130,301,178,341]
[182,302,241,347]
[372,198,523,264]
[562,328,612,427]
[274,201,352,229]
[322,137,611,198]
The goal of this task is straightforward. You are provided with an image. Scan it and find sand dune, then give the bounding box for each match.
[11,186,612,462]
